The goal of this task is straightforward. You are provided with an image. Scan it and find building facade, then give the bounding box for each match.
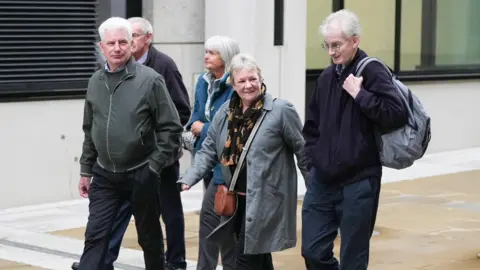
[0,0,479,208]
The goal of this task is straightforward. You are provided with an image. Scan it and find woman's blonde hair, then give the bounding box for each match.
[228,53,263,85]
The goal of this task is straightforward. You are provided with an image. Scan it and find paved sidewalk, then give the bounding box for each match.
[1,147,480,269]
[0,260,45,270]
[50,171,480,270]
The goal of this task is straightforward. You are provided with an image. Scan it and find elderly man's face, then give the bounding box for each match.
[204,50,224,72]
[130,22,152,58]
[232,69,262,107]
[323,26,359,65]
[100,28,132,70]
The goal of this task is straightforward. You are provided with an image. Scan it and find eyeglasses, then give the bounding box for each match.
[132,33,148,38]
[322,41,346,52]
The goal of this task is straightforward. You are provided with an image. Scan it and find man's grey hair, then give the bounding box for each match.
[204,35,240,71]
[228,53,263,85]
[319,9,361,38]
[98,17,133,41]
[127,17,154,35]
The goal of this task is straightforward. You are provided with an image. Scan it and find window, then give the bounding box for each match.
[0,0,98,97]
[306,0,396,70]
[305,0,480,81]
[344,0,395,68]
[435,0,480,67]
[305,0,333,70]
[400,0,480,74]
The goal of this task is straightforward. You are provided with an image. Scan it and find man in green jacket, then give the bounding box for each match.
[76,16,183,270]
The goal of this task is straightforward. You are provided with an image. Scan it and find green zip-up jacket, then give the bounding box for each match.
[79,58,183,177]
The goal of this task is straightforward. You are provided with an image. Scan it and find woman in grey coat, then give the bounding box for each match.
[179,53,309,269]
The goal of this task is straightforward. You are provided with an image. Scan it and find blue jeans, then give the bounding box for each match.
[301,168,381,270]
[105,161,186,269]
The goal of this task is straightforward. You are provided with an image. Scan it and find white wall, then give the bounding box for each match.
[406,80,480,153]
[205,0,307,121]
[0,99,194,209]
[143,0,206,104]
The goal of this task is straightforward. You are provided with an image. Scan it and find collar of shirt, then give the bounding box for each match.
[136,49,149,65]
[104,62,126,73]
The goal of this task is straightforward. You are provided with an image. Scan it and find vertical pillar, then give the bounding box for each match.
[204,0,307,122]
[143,0,206,104]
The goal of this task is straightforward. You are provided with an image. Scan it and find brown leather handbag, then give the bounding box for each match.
[214,184,236,216]
[214,110,267,217]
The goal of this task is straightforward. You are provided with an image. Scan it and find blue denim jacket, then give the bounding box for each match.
[186,72,233,185]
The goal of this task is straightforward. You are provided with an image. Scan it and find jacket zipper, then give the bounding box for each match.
[104,81,116,172]
[103,73,133,173]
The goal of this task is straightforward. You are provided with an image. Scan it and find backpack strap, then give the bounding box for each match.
[355,57,393,77]
[356,57,417,130]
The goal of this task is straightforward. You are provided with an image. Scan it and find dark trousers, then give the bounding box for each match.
[197,180,236,270]
[78,163,164,270]
[203,170,213,190]
[301,168,381,270]
[105,161,186,269]
[233,195,274,270]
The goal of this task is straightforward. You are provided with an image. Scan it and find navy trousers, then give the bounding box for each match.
[301,168,381,270]
[105,161,186,269]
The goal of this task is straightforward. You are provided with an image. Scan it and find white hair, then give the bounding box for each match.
[319,9,361,38]
[228,53,263,85]
[204,35,240,71]
[98,17,133,41]
[127,17,154,35]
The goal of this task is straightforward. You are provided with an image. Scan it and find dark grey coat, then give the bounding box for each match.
[179,93,309,254]
[80,58,183,176]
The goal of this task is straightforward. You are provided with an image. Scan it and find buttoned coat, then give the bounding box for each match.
[179,93,309,254]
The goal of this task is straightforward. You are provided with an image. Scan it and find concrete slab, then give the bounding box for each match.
[50,170,480,269]
[0,260,45,270]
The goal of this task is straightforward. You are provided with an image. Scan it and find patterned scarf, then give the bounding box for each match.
[220,83,266,168]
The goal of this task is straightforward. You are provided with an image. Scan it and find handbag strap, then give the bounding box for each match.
[228,109,268,192]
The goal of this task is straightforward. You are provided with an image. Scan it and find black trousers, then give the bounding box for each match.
[105,161,186,269]
[234,195,274,270]
[78,163,165,270]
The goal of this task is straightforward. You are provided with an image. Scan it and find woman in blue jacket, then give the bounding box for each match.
[185,35,240,270]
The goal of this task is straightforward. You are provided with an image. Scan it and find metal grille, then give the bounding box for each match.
[0,0,98,95]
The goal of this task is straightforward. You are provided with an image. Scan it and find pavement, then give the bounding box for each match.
[1,147,480,269]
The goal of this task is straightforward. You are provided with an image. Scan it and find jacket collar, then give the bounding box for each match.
[203,71,230,84]
[335,49,367,77]
[144,44,157,66]
[100,57,137,80]
[262,93,274,111]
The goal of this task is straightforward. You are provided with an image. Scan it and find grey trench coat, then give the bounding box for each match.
[179,93,309,254]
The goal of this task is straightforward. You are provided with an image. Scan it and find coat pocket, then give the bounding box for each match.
[256,185,284,232]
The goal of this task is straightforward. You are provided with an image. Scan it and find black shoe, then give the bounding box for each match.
[165,262,186,270]
[71,262,79,270]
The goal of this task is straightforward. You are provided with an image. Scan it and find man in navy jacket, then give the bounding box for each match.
[301,9,408,270]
